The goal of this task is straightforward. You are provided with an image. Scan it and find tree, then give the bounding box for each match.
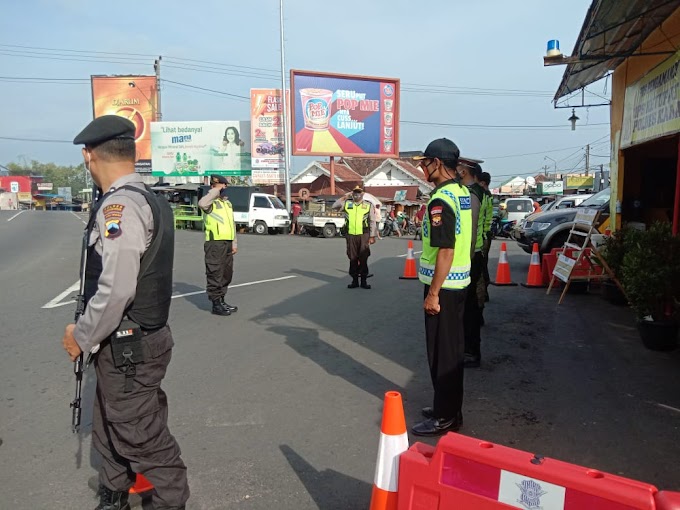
[6,160,89,197]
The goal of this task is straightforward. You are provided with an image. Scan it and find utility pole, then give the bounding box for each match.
[585,144,590,176]
[542,165,549,176]
[154,57,162,121]
[279,0,292,221]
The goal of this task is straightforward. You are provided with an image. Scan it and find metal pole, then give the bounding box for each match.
[279,0,292,217]
[330,156,336,195]
[154,57,162,121]
[673,138,680,236]
[585,144,590,176]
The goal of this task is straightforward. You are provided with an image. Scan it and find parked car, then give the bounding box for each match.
[515,188,611,254]
[502,197,534,224]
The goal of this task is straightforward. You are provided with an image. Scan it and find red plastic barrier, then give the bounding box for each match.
[542,247,604,288]
[398,433,666,510]
[656,491,680,510]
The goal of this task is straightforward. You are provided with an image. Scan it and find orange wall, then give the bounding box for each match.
[610,7,680,229]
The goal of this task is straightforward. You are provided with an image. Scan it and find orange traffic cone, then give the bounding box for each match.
[369,391,409,510]
[490,242,517,286]
[521,243,546,288]
[399,240,418,280]
[129,473,154,494]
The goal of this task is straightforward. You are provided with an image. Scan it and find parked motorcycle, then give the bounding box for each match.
[490,216,516,239]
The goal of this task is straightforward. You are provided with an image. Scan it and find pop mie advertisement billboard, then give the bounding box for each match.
[91,75,157,173]
[291,70,399,158]
[151,121,252,177]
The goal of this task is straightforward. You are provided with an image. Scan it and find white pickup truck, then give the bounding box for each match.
[297,211,346,238]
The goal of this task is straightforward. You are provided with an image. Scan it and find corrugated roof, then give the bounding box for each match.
[554,0,679,102]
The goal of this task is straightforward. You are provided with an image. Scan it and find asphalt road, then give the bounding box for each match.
[1,209,678,509]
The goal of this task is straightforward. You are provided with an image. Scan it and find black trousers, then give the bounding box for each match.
[93,326,190,509]
[204,240,234,301]
[346,233,370,279]
[482,236,492,288]
[424,285,467,419]
[464,252,485,358]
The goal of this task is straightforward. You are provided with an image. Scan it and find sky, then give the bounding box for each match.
[0,0,611,187]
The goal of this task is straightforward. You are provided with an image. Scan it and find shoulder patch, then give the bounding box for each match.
[431,213,442,227]
[103,203,125,239]
[430,206,443,215]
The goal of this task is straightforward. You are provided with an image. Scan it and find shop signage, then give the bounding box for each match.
[621,50,680,148]
[37,182,53,191]
[553,254,576,283]
[538,181,563,195]
[10,181,19,193]
[565,176,594,190]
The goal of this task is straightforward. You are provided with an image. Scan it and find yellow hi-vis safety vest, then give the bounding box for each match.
[204,199,235,241]
[344,200,371,235]
[419,182,472,289]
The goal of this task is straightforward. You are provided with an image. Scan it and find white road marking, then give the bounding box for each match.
[171,275,297,299]
[71,211,87,225]
[42,275,299,309]
[42,281,80,309]
[651,402,680,414]
[7,211,24,222]
[398,250,422,258]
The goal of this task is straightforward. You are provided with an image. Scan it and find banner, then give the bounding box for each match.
[251,169,284,185]
[291,70,399,157]
[538,181,564,195]
[151,121,252,177]
[91,75,157,173]
[565,175,594,190]
[251,89,285,169]
[621,50,680,148]
[37,182,53,191]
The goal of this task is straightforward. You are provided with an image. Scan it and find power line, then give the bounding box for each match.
[162,79,250,101]
[0,135,71,143]
[402,120,608,130]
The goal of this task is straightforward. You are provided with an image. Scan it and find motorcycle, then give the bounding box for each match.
[490,216,516,239]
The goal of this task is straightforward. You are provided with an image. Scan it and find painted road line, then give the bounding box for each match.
[398,250,422,258]
[42,281,80,309]
[7,211,24,222]
[43,275,298,309]
[71,211,87,225]
[171,275,298,299]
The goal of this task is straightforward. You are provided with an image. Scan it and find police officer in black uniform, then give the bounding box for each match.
[62,115,190,510]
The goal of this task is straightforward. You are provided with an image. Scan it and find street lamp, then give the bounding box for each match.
[568,108,579,131]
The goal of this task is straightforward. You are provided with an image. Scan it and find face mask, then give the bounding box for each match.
[220,187,229,198]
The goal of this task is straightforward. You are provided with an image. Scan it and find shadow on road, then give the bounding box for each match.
[280,445,372,510]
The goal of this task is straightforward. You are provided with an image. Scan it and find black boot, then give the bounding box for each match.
[360,278,371,289]
[212,299,231,316]
[348,278,359,289]
[220,297,238,313]
[95,486,130,510]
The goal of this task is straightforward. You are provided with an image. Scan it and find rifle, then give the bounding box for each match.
[70,225,88,433]
[70,186,99,433]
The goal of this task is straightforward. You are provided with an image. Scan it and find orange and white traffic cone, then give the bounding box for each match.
[369,391,409,510]
[399,240,418,280]
[490,242,517,286]
[521,243,546,288]
[129,473,154,494]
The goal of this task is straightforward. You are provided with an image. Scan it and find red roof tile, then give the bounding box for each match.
[318,162,362,182]
[364,186,419,201]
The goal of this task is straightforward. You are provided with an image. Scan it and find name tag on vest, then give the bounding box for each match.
[459,196,471,210]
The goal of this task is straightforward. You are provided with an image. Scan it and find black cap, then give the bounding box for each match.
[210,174,229,185]
[413,138,460,162]
[73,115,136,146]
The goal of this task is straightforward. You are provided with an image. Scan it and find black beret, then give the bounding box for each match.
[73,115,136,146]
[210,175,229,185]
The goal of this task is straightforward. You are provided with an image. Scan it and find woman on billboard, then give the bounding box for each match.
[220,126,244,170]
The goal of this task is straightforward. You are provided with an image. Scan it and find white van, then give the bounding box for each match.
[502,197,534,223]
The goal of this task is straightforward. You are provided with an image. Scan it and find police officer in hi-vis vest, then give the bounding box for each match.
[411,138,473,437]
[62,115,189,510]
[332,185,377,289]
[198,175,239,316]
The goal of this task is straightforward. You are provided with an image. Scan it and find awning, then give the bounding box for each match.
[554,0,679,102]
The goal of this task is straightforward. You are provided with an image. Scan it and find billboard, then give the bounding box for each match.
[538,181,564,195]
[151,121,252,177]
[251,169,284,185]
[565,175,594,190]
[251,88,285,169]
[91,75,157,173]
[291,70,399,157]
